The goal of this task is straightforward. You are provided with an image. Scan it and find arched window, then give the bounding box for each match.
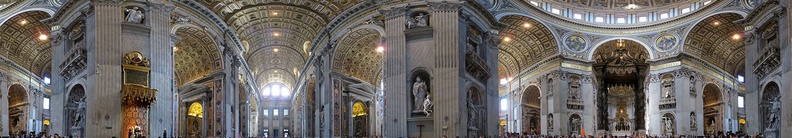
[262,83,290,98]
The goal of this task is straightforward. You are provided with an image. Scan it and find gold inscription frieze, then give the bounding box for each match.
[561,63,592,71]
[650,61,681,71]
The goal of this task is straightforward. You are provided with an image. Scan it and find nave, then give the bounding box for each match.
[0,0,789,137]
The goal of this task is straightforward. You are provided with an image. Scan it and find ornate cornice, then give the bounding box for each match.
[0,71,6,82]
[649,74,661,82]
[509,0,732,35]
[379,7,408,19]
[429,1,462,12]
[91,0,123,6]
[148,2,175,13]
[581,75,593,84]
[674,67,691,78]
[740,0,783,26]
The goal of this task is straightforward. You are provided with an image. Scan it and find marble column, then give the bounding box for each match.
[380,5,408,138]
[429,2,464,137]
[313,41,335,137]
[646,73,663,135]
[0,72,7,136]
[146,2,175,137]
[85,0,124,137]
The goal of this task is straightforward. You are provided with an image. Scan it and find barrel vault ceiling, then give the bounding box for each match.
[497,15,558,80]
[684,13,745,76]
[0,11,51,77]
[198,0,365,91]
[174,27,223,85]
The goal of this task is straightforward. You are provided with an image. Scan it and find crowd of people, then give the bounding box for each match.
[497,131,767,138]
[9,131,61,138]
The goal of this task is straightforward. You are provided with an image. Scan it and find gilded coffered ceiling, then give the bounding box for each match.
[174,27,222,85]
[248,45,303,89]
[522,86,541,107]
[8,84,26,106]
[0,11,51,77]
[333,28,382,85]
[684,13,745,76]
[703,83,721,105]
[199,0,365,89]
[498,15,558,79]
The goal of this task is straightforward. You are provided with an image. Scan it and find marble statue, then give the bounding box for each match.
[767,96,780,129]
[690,112,697,129]
[467,99,479,128]
[689,76,696,93]
[415,13,428,27]
[422,94,433,116]
[406,17,416,28]
[72,97,85,127]
[125,7,144,23]
[548,79,554,93]
[548,115,554,130]
[412,77,428,112]
[571,117,582,132]
[663,85,674,98]
[664,118,674,133]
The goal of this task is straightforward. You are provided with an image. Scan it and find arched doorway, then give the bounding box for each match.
[592,39,649,134]
[521,86,541,134]
[702,84,722,135]
[352,101,368,137]
[760,82,780,136]
[187,102,203,137]
[66,84,85,137]
[7,84,27,136]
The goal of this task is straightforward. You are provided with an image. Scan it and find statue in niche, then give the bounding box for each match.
[708,118,716,133]
[548,79,554,93]
[467,98,479,128]
[571,117,582,132]
[767,96,781,129]
[412,77,428,112]
[72,97,85,127]
[548,115,554,130]
[664,117,674,134]
[406,16,416,28]
[415,13,428,27]
[663,85,674,98]
[422,94,433,116]
[124,7,144,23]
[689,76,696,93]
[690,112,697,129]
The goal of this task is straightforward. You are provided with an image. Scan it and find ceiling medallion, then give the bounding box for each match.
[563,34,588,53]
[654,34,678,52]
